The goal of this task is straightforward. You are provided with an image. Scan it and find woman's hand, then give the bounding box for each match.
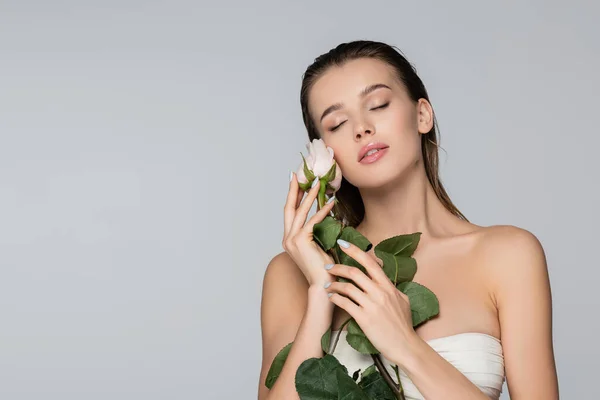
[324,239,417,362]
[282,172,337,287]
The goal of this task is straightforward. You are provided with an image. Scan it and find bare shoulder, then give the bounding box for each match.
[260,250,309,348]
[261,252,308,326]
[473,224,545,256]
[262,251,309,300]
[471,224,549,301]
[473,224,545,262]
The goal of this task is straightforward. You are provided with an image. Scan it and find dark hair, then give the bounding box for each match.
[300,40,468,227]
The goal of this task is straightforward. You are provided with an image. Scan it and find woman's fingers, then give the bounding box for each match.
[325,263,378,294]
[289,178,321,234]
[336,240,392,287]
[325,280,368,306]
[295,184,304,209]
[283,172,300,237]
[303,196,336,233]
[327,292,361,316]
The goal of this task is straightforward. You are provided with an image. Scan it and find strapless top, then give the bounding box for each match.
[329,330,505,399]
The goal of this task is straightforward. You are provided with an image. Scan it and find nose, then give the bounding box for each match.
[354,122,375,140]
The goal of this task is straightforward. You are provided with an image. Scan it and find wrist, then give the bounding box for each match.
[304,285,334,332]
[307,284,334,310]
[392,332,427,372]
[308,271,334,289]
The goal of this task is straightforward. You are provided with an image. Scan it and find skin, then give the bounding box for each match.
[258,58,559,399]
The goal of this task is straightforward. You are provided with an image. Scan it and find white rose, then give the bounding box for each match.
[296,139,342,195]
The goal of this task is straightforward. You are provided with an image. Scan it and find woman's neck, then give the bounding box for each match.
[355,165,471,246]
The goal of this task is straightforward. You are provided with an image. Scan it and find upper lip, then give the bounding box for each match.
[358,142,389,161]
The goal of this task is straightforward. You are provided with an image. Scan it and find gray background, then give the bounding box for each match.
[0,1,598,399]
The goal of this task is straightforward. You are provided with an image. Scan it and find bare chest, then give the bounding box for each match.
[331,237,500,341]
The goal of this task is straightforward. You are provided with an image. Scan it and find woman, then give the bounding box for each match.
[258,40,559,399]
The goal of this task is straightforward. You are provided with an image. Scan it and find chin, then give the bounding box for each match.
[347,157,417,189]
[346,167,399,189]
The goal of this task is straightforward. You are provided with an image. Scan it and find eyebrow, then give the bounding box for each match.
[319,83,392,123]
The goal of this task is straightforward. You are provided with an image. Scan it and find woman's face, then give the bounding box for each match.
[308,58,433,189]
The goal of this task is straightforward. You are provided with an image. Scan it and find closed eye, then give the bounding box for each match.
[329,121,346,132]
[328,103,389,132]
[370,102,389,111]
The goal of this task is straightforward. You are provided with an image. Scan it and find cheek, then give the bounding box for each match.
[384,110,421,152]
[383,107,415,135]
[327,141,355,171]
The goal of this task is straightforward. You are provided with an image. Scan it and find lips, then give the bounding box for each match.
[358,142,389,161]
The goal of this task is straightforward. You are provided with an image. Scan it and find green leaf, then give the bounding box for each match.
[336,369,371,400]
[351,369,361,382]
[376,232,421,257]
[396,281,440,327]
[377,252,417,285]
[299,181,312,192]
[265,342,292,389]
[345,319,379,354]
[339,226,371,251]
[374,233,421,284]
[321,326,332,354]
[360,364,377,379]
[295,355,347,400]
[301,153,316,182]
[322,162,337,183]
[335,227,372,281]
[313,216,343,251]
[337,251,367,276]
[357,369,396,400]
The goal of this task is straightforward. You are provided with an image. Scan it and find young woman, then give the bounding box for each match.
[258,40,559,400]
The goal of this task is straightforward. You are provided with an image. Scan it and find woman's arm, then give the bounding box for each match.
[390,335,491,399]
[257,252,334,400]
[490,226,559,398]
[390,226,559,399]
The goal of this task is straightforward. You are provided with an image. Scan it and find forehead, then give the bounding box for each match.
[309,58,399,116]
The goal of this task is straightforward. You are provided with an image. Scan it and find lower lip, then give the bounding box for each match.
[360,147,389,164]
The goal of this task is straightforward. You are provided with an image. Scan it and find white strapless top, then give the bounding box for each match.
[330,330,505,399]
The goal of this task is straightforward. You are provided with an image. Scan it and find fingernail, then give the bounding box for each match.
[289,171,294,182]
[311,178,319,188]
[337,239,350,248]
[365,243,373,252]
[327,293,333,298]
[326,196,336,204]
[324,281,331,288]
[324,263,334,270]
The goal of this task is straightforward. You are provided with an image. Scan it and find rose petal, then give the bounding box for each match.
[310,139,334,177]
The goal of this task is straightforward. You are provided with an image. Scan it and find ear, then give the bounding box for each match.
[416,99,434,134]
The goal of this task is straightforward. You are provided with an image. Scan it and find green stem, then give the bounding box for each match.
[371,354,401,397]
[327,318,352,354]
[317,179,327,210]
[330,246,341,265]
[392,365,406,400]
[371,354,406,400]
